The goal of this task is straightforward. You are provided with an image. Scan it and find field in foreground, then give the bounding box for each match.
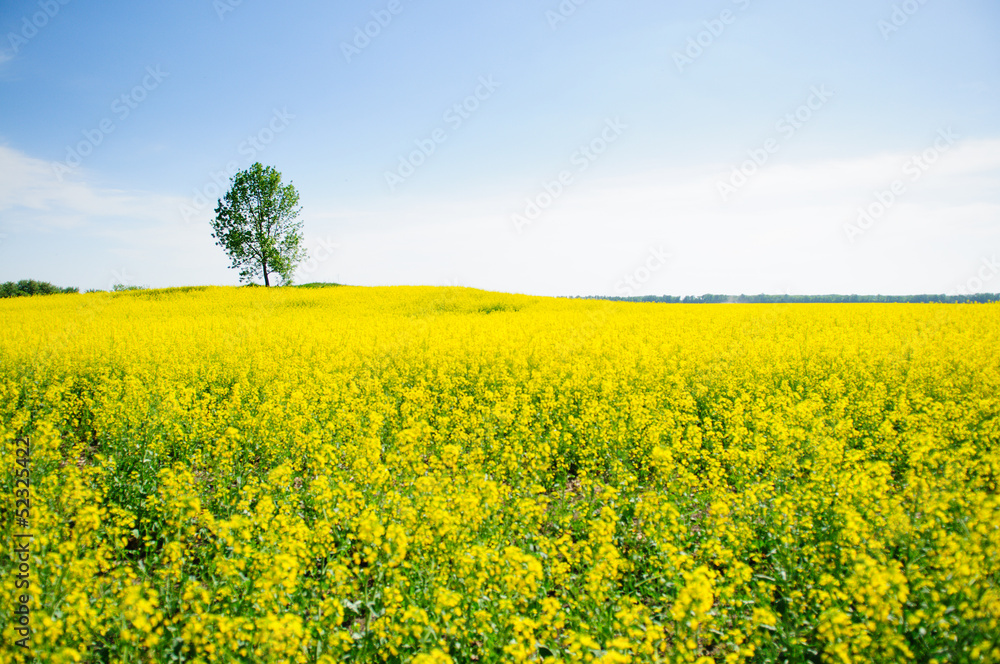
[1,286,999,664]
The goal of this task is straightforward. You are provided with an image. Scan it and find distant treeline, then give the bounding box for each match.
[0,280,79,298]
[573,293,1000,304]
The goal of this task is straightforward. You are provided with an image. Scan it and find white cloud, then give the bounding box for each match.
[0,145,178,224]
[0,145,229,289]
[323,138,1000,296]
[1,138,998,295]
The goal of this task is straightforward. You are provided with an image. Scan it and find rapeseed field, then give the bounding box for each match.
[1,286,998,663]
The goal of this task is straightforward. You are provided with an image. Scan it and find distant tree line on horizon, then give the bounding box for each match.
[0,280,78,298]
[575,293,1000,304]
[3,281,998,304]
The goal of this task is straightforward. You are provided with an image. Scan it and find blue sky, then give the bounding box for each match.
[1,0,998,296]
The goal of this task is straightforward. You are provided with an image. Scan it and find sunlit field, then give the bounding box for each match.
[2,286,998,664]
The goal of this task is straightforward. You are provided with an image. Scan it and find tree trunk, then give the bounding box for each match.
[262,258,270,287]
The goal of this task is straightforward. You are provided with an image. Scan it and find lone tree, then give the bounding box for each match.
[210,162,306,286]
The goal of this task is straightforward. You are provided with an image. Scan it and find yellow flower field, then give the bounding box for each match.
[1,286,999,663]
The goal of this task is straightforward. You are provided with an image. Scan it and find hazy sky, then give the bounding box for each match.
[1,0,998,296]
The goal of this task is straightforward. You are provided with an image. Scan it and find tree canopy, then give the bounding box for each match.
[0,280,78,298]
[210,163,306,286]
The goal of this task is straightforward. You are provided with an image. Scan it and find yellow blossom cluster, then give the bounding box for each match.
[1,286,999,663]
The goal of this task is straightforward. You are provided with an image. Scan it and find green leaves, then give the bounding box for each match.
[0,279,78,297]
[210,162,306,286]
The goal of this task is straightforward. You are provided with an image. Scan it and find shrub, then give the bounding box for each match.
[0,279,78,298]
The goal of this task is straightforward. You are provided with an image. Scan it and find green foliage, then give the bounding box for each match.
[0,279,78,298]
[109,286,213,301]
[210,162,306,287]
[111,284,147,292]
[294,282,342,289]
